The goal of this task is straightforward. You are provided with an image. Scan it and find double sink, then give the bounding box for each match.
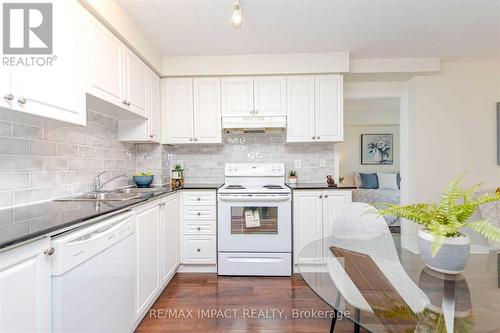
[55,187,161,202]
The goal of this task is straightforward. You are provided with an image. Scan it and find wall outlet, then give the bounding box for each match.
[294,159,302,169]
[320,158,326,168]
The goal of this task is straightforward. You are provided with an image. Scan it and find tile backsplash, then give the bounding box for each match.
[0,111,137,209]
[164,133,336,183]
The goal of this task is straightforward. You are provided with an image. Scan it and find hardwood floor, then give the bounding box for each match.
[136,273,368,333]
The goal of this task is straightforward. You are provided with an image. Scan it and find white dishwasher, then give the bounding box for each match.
[51,211,136,333]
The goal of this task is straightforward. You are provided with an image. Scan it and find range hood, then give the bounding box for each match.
[222,116,286,133]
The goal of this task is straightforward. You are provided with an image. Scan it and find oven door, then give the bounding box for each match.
[217,193,291,252]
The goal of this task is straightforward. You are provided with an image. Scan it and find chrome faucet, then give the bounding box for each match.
[94,171,127,192]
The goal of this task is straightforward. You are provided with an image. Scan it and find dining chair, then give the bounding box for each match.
[326,202,429,332]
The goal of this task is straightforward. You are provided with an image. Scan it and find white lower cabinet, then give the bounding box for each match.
[160,194,180,285]
[293,190,352,268]
[181,190,217,266]
[0,238,52,333]
[135,202,161,318]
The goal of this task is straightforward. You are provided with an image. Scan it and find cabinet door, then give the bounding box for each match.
[253,76,286,116]
[160,194,180,285]
[162,79,194,144]
[87,13,123,108]
[0,238,51,333]
[322,190,352,239]
[124,49,147,116]
[15,0,85,125]
[315,75,343,142]
[286,76,315,142]
[193,78,221,143]
[221,77,253,117]
[293,191,323,265]
[136,205,160,316]
[0,67,13,110]
[149,71,161,142]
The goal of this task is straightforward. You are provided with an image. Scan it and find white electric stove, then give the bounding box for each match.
[217,163,292,276]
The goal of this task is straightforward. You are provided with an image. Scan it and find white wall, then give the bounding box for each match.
[409,61,500,202]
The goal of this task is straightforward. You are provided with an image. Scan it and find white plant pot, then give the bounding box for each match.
[288,177,297,184]
[418,229,470,274]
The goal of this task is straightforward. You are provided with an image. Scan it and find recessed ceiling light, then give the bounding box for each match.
[232,0,242,29]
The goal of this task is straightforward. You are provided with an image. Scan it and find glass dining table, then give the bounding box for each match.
[298,234,500,333]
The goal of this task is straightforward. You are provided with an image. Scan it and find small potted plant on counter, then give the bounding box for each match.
[377,175,500,274]
[171,163,185,189]
[288,170,298,184]
[133,171,154,188]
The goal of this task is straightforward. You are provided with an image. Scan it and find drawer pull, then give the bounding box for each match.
[197,227,201,231]
[197,197,201,201]
[197,212,201,216]
[197,248,201,252]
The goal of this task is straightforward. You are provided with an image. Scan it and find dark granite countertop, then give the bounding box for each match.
[0,183,223,251]
[287,183,357,190]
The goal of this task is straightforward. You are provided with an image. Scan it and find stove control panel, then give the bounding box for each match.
[225,163,284,177]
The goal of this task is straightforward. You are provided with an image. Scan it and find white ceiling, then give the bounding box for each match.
[117,0,500,59]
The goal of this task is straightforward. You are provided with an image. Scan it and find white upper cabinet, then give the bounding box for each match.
[149,71,161,141]
[122,48,147,116]
[253,76,286,116]
[286,74,343,143]
[286,76,315,142]
[87,14,124,108]
[163,78,194,144]
[221,77,253,117]
[221,76,286,117]
[0,1,85,126]
[315,75,343,142]
[162,78,222,144]
[0,238,52,333]
[193,78,222,143]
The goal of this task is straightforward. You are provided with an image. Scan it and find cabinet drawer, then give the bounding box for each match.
[183,206,216,220]
[182,236,216,264]
[182,191,216,206]
[183,221,216,235]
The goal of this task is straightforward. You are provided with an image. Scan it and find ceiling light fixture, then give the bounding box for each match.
[232,1,242,29]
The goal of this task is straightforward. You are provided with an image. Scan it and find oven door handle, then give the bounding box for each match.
[218,195,290,202]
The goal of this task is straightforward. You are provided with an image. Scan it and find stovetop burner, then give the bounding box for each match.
[226,185,246,190]
[263,185,284,189]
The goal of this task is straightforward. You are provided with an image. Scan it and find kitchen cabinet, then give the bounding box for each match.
[181,190,217,266]
[135,203,161,317]
[293,190,352,267]
[86,13,148,118]
[0,1,86,126]
[119,68,161,142]
[162,78,221,144]
[287,74,343,143]
[0,238,52,333]
[221,76,286,117]
[159,193,180,285]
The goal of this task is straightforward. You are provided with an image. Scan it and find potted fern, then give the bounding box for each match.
[377,175,500,274]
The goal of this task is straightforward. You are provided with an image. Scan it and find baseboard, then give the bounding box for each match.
[177,264,217,273]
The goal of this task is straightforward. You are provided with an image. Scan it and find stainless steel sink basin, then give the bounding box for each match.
[55,191,143,202]
[114,188,159,194]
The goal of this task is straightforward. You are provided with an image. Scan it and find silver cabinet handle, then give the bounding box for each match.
[127,101,131,106]
[17,97,27,104]
[194,138,198,142]
[122,100,128,105]
[197,227,201,231]
[159,202,166,207]
[189,137,193,141]
[312,136,316,140]
[3,94,13,101]
[197,248,201,252]
[44,247,55,256]
[149,134,158,139]
[317,136,320,140]
[197,197,201,201]
[319,195,323,199]
[324,194,328,198]
[197,212,201,216]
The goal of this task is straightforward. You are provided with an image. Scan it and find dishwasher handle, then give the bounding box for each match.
[68,213,135,244]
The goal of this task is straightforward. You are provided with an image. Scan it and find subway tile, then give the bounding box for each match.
[44,185,69,200]
[13,188,45,206]
[12,156,43,171]
[0,121,12,137]
[0,191,13,208]
[30,140,56,156]
[0,173,29,190]
[12,124,43,140]
[0,137,29,155]
[78,146,95,158]
[56,143,78,157]
[43,158,68,171]
[68,158,87,170]
[0,156,12,172]
[0,208,13,227]
[30,172,59,187]
[44,128,67,143]
[58,171,78,184]
[66,131,87,145]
